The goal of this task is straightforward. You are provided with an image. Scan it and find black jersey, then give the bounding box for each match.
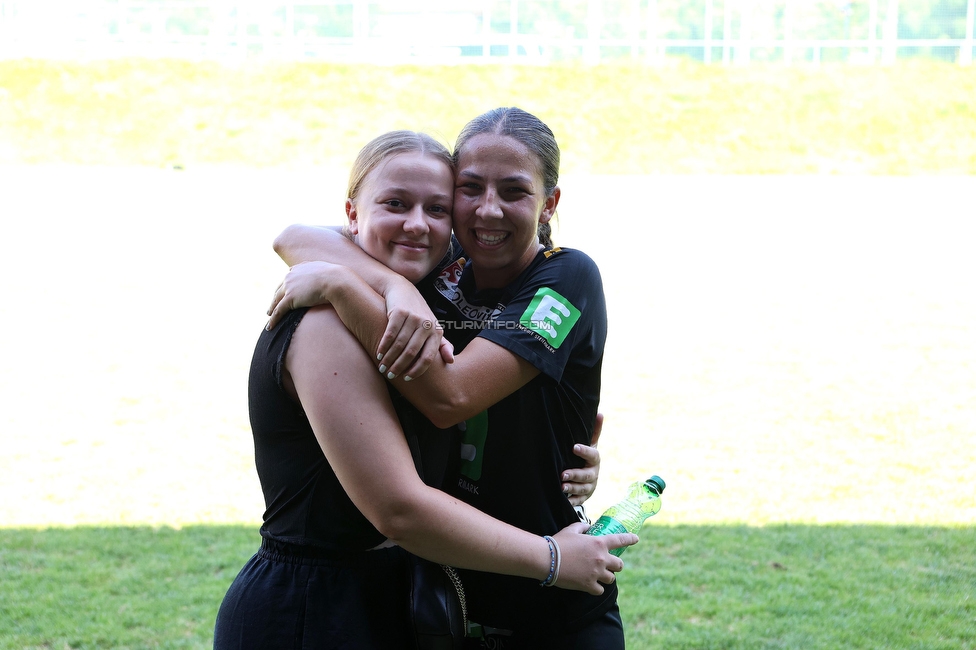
[428,247,615,634]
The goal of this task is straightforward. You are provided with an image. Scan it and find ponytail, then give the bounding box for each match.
[538,222,553,248]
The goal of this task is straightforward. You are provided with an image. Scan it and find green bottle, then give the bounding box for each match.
[585,475,666,556]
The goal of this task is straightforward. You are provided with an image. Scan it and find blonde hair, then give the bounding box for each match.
[347,131,454,201]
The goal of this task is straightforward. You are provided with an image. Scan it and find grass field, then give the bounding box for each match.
[2,58,976,173]
[1,59,975,648]
[2,524,973,649]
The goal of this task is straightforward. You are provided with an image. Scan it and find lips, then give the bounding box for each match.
[473,229,510,246]
[393,240,430,252]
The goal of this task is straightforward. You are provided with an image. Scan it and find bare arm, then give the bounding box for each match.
[288,263,538,427]
[274,224,409,296]
[286,305,635,592]
[270,224,450,376]
[281,264,601,498]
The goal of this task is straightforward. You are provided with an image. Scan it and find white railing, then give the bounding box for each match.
[0,0,973,65]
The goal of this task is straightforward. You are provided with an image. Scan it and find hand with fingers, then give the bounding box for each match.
[376,279,454,382]
[562,413,604,506]
[266,261,339,331]
[265,262,453,380]
[549,522,637,595]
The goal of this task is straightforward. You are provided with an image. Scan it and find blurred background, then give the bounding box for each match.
[1,0,975,531]
[2,0,975,64]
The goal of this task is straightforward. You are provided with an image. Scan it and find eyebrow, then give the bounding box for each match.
[378,186,453,202]
[456,170,533,185]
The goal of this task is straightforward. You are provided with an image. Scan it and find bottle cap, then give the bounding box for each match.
[645,475,666,494]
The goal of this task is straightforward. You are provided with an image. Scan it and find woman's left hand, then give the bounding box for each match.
[267,261,339,330]
[562,413,603,506]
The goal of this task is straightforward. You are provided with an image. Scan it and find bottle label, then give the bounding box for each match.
[586,516,628,537]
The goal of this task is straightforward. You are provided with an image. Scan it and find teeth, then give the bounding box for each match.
[475,231,508,245]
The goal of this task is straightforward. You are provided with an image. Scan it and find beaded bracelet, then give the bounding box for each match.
[550,536,562,586]
[540,535,561,587]
[540,536,557,587]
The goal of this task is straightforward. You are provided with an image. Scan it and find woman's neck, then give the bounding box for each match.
[471,243,543,290]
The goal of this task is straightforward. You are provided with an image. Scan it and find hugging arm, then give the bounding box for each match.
[274,225,385,284]
[275,255,535,426]
[283,265,538,427]
[271,225,601,494]
[286,306,634,592]
[271,224,452,377]
[563,413,602,506]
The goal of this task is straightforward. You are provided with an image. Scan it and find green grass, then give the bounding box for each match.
[1,525,973,649]
[622,524,976,649]
[0,526,257,649]
[1,58,975,173]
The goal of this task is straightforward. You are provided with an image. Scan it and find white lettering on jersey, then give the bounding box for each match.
[435,259,503,322]
[529,294,572,339]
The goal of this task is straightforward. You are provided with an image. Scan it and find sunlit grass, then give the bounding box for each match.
[1,58,974,173]
[1,173,973,530]
[2,62,973,531]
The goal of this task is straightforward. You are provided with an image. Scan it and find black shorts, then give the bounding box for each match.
[214,537,412,650]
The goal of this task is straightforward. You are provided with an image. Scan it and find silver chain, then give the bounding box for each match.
[440,565,468,628]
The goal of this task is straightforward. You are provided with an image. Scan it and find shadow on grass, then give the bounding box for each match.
[0,524,973,649]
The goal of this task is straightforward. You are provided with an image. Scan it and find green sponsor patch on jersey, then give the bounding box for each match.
[519,287,581,349]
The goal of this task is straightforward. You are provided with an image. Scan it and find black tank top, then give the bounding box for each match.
[247,307,386,551]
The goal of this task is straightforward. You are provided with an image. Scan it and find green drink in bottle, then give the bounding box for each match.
[585,475,666,556]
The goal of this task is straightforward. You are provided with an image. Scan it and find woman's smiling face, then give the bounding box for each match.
[452,133,558,289]
[347,151,454,283]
